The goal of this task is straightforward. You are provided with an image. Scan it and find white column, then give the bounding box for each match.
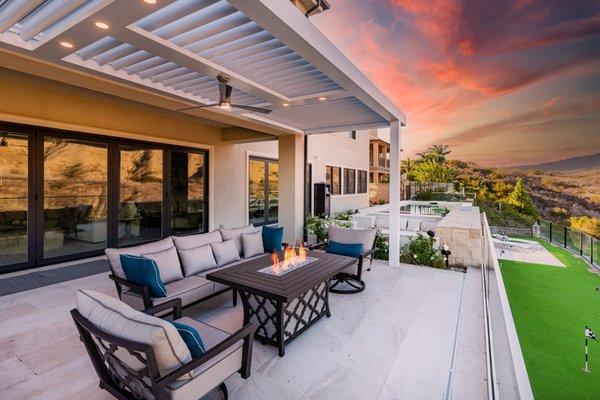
[389,120,401,267]
[278,134,305,244]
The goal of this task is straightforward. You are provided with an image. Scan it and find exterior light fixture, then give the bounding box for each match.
[318,96,326,101]
[218,101,231,110]
[441,245,452,268]
[94,21,110,30]
[282,103,290,107]
[59,41,74,49]
[142,0,157,4]
[0,133,7,147]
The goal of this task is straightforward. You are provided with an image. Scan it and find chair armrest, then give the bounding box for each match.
[155,323,256,388]
[309,242,327,250]
[144,298,182,319]
[363,247,377,258]
[108,274,152,309]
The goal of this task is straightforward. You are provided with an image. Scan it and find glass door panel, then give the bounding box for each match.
[171,151,207,234]
[43,138,108,259]
[119,148,163,246]
[0,132,29,267]
[267,161,278,222]
[248,159,266,225]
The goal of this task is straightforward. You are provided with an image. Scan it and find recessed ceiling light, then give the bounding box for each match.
[59,41,74,49]
[94,21,110,30]
[318,96,326,101]
[142,0,157,4]
[282,103,289,107]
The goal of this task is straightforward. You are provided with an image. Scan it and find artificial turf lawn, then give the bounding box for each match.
[500,238,600,400]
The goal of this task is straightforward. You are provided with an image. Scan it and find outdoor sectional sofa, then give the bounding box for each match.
[105,224,267,312]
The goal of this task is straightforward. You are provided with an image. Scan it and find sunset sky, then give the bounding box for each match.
[312,0,600,167]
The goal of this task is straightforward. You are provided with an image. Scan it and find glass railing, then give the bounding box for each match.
[537,219,598,268]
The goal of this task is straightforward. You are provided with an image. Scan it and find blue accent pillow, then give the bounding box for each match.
[171,321,206,357]
[326,241,363,258]
[262,225,284,253]
[120,254,167,298]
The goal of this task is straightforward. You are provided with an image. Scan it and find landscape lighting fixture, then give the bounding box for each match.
[94,21,110,30]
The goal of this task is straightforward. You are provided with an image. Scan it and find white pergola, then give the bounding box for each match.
[0,0,406,266]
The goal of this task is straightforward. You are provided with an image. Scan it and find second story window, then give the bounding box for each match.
[348,130,357,140]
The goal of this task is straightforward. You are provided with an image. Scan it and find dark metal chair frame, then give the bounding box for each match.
[71,298,254,400]
[310,238,377,294]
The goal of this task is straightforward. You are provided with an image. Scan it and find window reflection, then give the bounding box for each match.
[171,151,207,234]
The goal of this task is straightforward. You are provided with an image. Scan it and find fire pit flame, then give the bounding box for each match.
[260,243,316,276]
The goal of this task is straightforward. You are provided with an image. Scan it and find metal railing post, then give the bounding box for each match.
[580,230,584,256]
[564,226,568,249]
[592,237,594,265]
[549,222,553,243]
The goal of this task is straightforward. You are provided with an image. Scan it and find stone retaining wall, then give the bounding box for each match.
[435,204,483,268]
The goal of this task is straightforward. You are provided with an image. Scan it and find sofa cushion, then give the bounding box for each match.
[170,320,205,358]
[172,231,222,251]
[120,254,167,298]
[76,290,193,380]
[121,276,215,311]
[211,239,240,267]
[328,225,377,254]
[105,237,176,278]
[142,246,184,284]
[262,225,283,253]
[326,241,363,258]
[166,317,243,400]
[178,244,217,276]
[219,225,260,256]
[242,231,264,259]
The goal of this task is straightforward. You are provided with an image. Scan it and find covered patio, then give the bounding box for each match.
[0,260,487,400]
[0,0,406,269]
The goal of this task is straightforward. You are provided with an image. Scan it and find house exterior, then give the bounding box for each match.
[368,130,391,205]
[0,0,405,273]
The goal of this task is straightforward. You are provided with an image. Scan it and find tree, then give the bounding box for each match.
[127,150,158,183]
[412,159,457,183]
[417,144,451,163]
[569,216,600,238]
[506,177,536,216]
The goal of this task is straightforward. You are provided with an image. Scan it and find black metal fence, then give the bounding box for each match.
[537,219,598,268]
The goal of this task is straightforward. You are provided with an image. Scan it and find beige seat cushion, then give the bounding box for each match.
[166,317,243,400]
[76,290,192,380]
[219,225,260,256]
[177,244,217,276]
[328,225,377,254]
[105,237,176,278]
[121,276,215,310]
[172,231,222,251]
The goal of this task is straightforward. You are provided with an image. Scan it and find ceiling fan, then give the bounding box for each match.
[177,75,272,114]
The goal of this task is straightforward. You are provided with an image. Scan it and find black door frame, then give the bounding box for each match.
[248,156,278,226]
[0,121,210,274]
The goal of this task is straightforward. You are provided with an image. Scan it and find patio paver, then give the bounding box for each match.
[0,260,487,400]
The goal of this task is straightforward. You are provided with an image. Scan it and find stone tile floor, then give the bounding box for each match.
[0,260,487,400]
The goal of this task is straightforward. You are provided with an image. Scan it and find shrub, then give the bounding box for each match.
[399,233,446,268]
[569,216,600,238]
[306,214,352,243]
[374,233,389,260]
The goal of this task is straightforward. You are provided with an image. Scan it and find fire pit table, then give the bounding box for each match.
[206,249,356,356]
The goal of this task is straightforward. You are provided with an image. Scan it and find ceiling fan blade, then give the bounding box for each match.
[177,104,218,111]
[232,104,273,114]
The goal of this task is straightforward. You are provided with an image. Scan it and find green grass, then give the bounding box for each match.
[500,238,600,400]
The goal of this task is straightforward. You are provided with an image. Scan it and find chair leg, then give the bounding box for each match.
[232,290,237,307]
[219,382,228,400]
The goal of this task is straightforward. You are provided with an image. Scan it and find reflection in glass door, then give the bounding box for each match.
[0,132,29,267]
[248,157,278,226]
[119,148,163,246]
[43,138,108,260]
[171,151,207,234]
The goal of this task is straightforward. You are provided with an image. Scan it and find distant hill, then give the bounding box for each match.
[516,153,600,171]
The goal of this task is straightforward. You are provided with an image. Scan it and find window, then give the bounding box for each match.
[344,168,356,194]
[369,172,374,183]
[357,170,368,193]
[249,157,278,226]
[348,130,357,140]
[325,165,341,195]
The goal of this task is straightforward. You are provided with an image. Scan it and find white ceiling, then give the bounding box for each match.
[0,0,405,134]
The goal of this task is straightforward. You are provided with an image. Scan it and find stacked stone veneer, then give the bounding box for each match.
[435,205,483,268]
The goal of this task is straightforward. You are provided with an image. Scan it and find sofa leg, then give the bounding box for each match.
[232,290,238,307]
[219,382,228,400]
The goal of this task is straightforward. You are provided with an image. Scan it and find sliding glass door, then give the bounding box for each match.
[0,132,30,268]
[0,123,209,273]
[43,137,108,260]
[248,157,278,226]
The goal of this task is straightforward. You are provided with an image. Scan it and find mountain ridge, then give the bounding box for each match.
[515,152,600,171]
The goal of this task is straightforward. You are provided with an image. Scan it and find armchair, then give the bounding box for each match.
[72,291,254,400]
